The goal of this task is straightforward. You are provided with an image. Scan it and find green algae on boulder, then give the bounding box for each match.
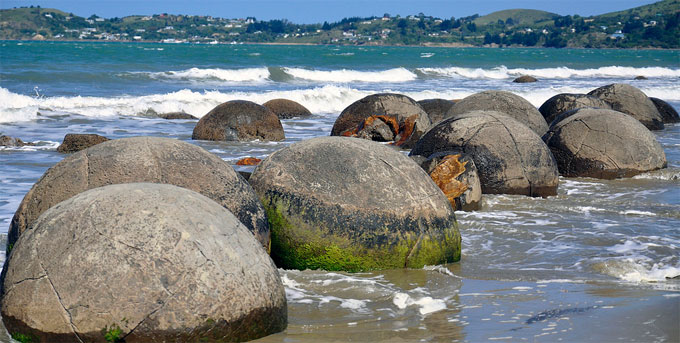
[1,183,287,343]
[249,137,461,272]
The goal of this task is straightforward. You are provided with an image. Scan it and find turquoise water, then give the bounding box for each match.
[0,41,679,342]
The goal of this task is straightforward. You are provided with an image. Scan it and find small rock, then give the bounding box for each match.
[513,75,538,83]
[56,133,109,153]
[634,75,648,80]
[0,135,33,147]
[157,111,197,120]
[236,157,262,166]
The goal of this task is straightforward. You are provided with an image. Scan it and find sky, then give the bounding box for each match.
[2,0,662,23]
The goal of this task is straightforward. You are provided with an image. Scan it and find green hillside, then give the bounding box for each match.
[597,0,679,18]
[474,9,558,26]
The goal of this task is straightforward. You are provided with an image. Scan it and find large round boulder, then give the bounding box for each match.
[417,98,455,125]
[411,111,559,197]
[192,100,285,142]
[1,183,287,342]
[446,90,549,136]
[543,108,666,179]
[249,136,461,272]
[9,137,269,251]
[538,93,612,126]
[587,83,664,130]
[330,93,431,149]
[650,97,680,124]
[263,99,312,119]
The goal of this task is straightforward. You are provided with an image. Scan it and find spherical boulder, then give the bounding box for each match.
[543,108,667,179]
[538,93,612,126]
[263,98,312,119]
[1,183,287,342]
[330,93,431,149]
[513,75,538,83]
[192,100,285,142]
[9,137,269,251]
[56,133,109,153]
[249,136,461,272]
[587,83,664,130]
[650,97,679,124]
[418,151,482,211]
[446,90,549,136]
[417,98,455,125]
[411,111,559,197]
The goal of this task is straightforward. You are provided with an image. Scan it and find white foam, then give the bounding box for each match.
[594,258,680,283]
[140,67,271,82]
[0,88,40,123]
[417,65,680,80]
[283,67,418,83]
[619,210,657,216]
[608,240,660,254]
[393,292,447,315]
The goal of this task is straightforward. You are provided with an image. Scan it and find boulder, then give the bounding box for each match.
[263,99,312,119]
[543,108,667,179]
[513,75,538,83]
[330,93,431,149]
[446,90,549,136]
[158,111,198,120]
[56,133,109,153]
[192,100,284,142]
[0,136,33,147]
[411,111,559,197]
[418,151,482,211]
[249,136,461,272]
[634,75,648,80]
[1,183,287,342]
[587,83,664,130]
[9,137,269,251]
[417,99,456,125]
[538,93,612,126]
[650,97,680,123]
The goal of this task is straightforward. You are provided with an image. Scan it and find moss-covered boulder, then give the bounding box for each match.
[588,83,664,130]
[9,137,269,251]
[446,90,549,136]
[192,100,284,142]
[411,111,559,197]
[543,108,667,179]
[249,136,461,272]
[263,98,312,119]
[417,98,456,125]
[538,93,612,126]
[650,97,680,124]
[330,93,431,149]
[1,183,287,342]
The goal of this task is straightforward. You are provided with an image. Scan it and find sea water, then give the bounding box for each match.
[0,41,678,342]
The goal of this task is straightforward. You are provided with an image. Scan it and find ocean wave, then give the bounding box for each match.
[282,67,417,83]
[591,258,680,285]
[417,65,680,80]
[135,67,271,82]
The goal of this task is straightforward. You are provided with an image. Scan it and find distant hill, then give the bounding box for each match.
[596,0,679,18]
[474,9,558,26]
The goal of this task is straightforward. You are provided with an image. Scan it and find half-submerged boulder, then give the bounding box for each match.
[330,93,431,149]
[588,83,664,130]
[56,133,109,153]
[411,111,559,197]
[543,108,666,179]
[1,183,287,342]
[263,99,312,119]
[0,135,33,147]
[158,111,198,120]
[192,100,284,142]
[415,151,482,211]
[417,98,456,125]
[513,75,538,83]
[249,136,461,272]
[650,97,680,124]
[538,93,612,126]
[9,137,269,251]
[446,90,549,136]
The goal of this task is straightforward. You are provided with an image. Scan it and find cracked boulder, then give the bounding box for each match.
[249,136,461,272]
[1,183,287,343]
[588,83,664,130]
[192,100,284,142]
[411,111,559,197]
[263,98,312,119]
[330,93,431,149]
[417,98,456,125]
[413,151,482,211]
[446,90,549,136]
[650,97,680,124]
[538,93,612,126]
[8,137,270,252]
[543,108,667,179]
